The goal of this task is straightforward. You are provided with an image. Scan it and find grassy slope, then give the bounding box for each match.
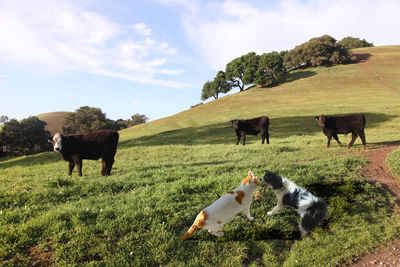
[37,111,71,135]
[1,46,400,266]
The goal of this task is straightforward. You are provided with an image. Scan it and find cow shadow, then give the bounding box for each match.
[119,112,396,147]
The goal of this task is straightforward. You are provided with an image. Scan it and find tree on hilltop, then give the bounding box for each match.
[284,35,352,69]
[201,71,231,100]
[255,51,286,87]
[339,37,374,49]
[62,106,116,134]
[225,52,259,92]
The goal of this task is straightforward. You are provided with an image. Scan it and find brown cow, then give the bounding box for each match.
[231,116,270,145]
[315,114,366,149]
[51,130,119,176]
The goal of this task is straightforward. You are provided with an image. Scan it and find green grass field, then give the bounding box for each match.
[1,46,400,266]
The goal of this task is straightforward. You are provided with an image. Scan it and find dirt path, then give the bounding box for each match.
[350,143,400,266]
[359,61,400,93]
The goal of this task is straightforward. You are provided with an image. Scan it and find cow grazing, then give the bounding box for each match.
[231,116,270,145]
[315,114,366,149]
[51,130,119,176]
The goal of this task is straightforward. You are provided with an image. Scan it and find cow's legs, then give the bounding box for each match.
[332,134,342,147]
[347,132,358,148]
[242,134,246,146]
[235,135,241,145]
[260,130,270,144]
[359,130,367,149]
[68,161,75,176]
[107,157,115,175]
[326,135,332,148]
[101,160,107,176]
[75,159,83,176]
[260,130,265,144]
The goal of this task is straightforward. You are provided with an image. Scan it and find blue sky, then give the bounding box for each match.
[1,0,400,121]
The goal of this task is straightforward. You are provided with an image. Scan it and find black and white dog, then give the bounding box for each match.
[261,170,329,237]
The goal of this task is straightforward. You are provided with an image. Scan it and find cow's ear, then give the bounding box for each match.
[315,116,319,121]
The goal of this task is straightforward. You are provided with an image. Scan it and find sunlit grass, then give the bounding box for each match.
[1,46,400,266]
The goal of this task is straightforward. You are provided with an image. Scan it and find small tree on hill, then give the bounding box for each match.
[129,114,149,126]
[201,71,231,100]
[0,116,8,124]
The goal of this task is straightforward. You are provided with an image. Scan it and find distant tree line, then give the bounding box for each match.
[201,35,373,100]
[0,116,51,155]
[0,107,149,155]
[62,106,149,134]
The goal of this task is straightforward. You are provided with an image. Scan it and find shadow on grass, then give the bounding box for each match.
[279,70,316,84]
[119,113,397,147]
[0,151,61,169]
[184,180,375,241]
[351,53,372,62]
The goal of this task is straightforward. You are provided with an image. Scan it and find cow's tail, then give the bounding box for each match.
[181,210,207,240]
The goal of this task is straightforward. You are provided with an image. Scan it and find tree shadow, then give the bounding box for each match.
[351,53,372,63]
[0,151,60,169]
[119,112,397,147]
[278,70,316,85]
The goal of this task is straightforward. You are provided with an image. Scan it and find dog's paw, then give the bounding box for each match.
[215,231,224,237]
[248,216,254,221]
[267,211,273,215]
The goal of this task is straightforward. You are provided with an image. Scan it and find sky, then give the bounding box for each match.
[1,0,400,121]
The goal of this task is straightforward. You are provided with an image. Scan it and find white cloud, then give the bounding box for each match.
[0,0,183,87]
[179,0,400,71]
[133,22,153,36]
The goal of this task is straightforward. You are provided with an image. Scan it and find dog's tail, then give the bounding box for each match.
[181,224,199,240]
[181,210,207,240]
[301,199,329,232]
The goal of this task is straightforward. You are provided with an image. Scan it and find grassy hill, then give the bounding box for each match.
[37,111,71,135]
[1,46,400,266]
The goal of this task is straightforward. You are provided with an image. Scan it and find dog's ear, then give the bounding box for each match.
[264,170,273,177]
[248,171,254,178]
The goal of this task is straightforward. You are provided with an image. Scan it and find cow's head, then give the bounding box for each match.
[231,120,239,128]
[51,132,63,152]
[315,115,326,127]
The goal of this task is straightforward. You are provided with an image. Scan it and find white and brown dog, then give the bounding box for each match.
[181,171,260,240]
[261,170,329,237]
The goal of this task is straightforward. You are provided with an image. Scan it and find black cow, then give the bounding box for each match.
[51,130,119,176]
[231,116,270,145]
[315,114,366,149]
